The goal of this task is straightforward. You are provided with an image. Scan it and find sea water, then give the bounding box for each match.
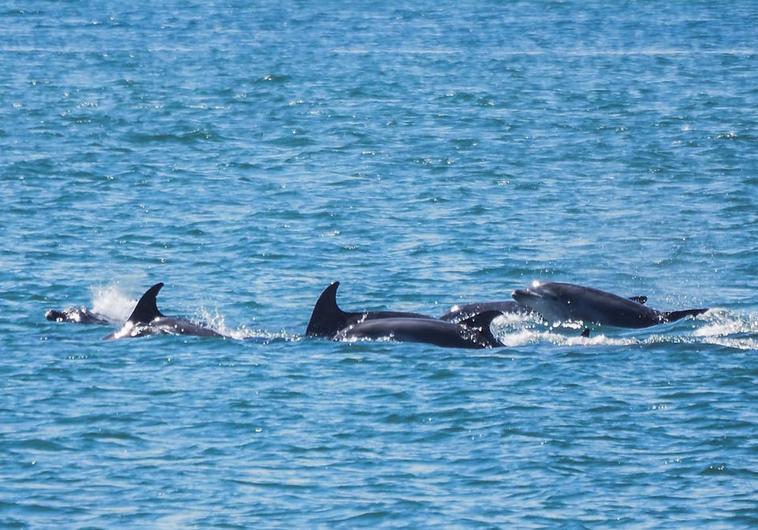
[1,1,756,527]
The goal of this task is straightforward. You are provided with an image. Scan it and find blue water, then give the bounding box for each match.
[2,1,757,527]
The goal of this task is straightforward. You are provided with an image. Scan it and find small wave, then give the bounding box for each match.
[127,129,220,144]
[693,308,758,337]
[494,309,757,351]
[257,73,291,84]
[692,309,758,350]
[496,327,639,348]
[329,47,756,58]
[225,327,300,343]
[699,337,758,350]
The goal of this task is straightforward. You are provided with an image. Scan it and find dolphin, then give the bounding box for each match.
[46,307,111,325]
[512,281,708,329]
[305,281,434,338]
[104,282,225,339]
[337,310,505,349]
[440,295,647,323]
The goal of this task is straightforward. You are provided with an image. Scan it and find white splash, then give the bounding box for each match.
[493,308,757,351]
[693,308,756,337]
[495,326,639,348]
[104,321,149,340]
[196,306,298,342]
[692,309,758,350]
[90,284,137,322]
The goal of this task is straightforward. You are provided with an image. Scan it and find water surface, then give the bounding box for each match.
[1,1,756,528]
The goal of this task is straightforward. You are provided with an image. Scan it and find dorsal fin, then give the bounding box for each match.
[126,282,165,324]
[459,310,504,347]
[629,296,647,305]
[305,282,352,337]
[581,328,591,338]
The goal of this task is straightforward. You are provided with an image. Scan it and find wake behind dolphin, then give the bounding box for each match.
[512,281,709,329]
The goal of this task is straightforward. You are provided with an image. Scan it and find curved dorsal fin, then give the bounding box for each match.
[305,282,351,337]
[459,310,504,347]
[126,282,165,324]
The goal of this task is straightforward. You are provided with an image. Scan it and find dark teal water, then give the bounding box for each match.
[2,1,757,528]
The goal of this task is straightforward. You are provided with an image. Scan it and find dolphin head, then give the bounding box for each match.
[512,281,566,320]
[513,281,551,303]
[45,309,67,322]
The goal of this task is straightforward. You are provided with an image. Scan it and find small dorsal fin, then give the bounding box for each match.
[581,328,591,338]
[305,282,352,337]
[126,282,165,324]
[459,310,504,347]
[629,296,647,305]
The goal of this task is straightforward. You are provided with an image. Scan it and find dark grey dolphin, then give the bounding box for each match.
[305,281,434,338]
[440,301,529,323]
[440,295,647,323]
[104,282,225,340]
[512,281,708,328]
[338,310,505,349]
[46,307,111,325]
